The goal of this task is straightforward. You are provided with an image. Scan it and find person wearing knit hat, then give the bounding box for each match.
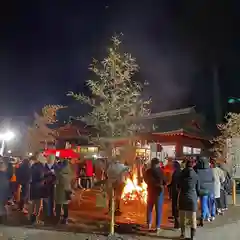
[178,158,200,239]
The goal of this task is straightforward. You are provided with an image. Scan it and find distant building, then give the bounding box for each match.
[54,107,212,159]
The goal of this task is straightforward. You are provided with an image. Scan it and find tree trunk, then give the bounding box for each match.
[105,141,116,235]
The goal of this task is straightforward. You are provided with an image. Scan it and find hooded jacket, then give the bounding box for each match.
[144,166,166,198]
[178,167,200,211]
[195,157,214,195]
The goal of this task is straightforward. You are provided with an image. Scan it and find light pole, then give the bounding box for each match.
[0,131,15,156]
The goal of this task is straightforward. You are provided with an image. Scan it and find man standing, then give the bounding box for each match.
[55,159,73,224]
[29,153,46,224]
[43,155,56,219]
[107,160,129,216]
[16,158,31,212]
[143,158,166,235]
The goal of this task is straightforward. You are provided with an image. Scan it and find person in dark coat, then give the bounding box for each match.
[219,163,232,211]
[43,155,57,219]
[55,159,73,224]
[16,158,31,211]
[195,156,215,224]
[178,160,200,240]
[29,154,47,224]
[169,161,181,228]
[143,158,166,235]
[0,160,9,223]
[2,157,14,204]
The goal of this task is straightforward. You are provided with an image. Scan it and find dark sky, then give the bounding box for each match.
[0,0,239,119]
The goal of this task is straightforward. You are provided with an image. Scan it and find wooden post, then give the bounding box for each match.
[110,188,115,235]
[232,179,236,205]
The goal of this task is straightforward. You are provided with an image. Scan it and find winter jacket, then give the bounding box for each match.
[55,161,73,204]
[6,162,13,181]
[144,167,166,199]
[178,167,200,212]
[30,162,48,200]
[0,171,9,202]
[212,167,225,198]
[107,162,129,185]
[219,164,233,194]
[43,163,57,198]
[195,157,214,195]
[16,161,31,185]
[169,161,181,197]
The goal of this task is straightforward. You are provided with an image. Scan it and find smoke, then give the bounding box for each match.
[103,0,197,112]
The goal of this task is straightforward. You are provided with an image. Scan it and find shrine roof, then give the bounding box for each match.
[54,107,213,141]
[142,107,211,140]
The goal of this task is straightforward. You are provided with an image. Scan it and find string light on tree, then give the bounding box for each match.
[212,112,240,156]
[68,34,150,235]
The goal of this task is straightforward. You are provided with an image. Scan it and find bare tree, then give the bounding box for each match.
[212,112,240,157]
[68,35,150,234]
[27,105,67,153]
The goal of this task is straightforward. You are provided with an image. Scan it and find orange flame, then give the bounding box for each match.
[121,173,147,204]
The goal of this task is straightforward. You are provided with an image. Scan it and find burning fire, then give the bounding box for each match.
[121,173,147,204]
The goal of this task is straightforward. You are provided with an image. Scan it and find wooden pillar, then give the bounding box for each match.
[110,188,115,235]
[176,142,182,157]
[232,179,236,205]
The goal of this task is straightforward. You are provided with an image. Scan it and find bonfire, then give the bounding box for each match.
[121,172,147,204]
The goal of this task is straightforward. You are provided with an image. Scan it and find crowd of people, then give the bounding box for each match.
[0,151,233,239]
[143,156,232,239]
[0,153,74,225]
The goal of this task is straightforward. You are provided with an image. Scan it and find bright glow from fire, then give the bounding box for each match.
[121,172,147,204]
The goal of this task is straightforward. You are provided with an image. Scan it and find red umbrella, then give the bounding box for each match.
[43,149,80,159]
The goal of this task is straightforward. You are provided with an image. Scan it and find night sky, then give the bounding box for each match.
[0,0,239,120]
